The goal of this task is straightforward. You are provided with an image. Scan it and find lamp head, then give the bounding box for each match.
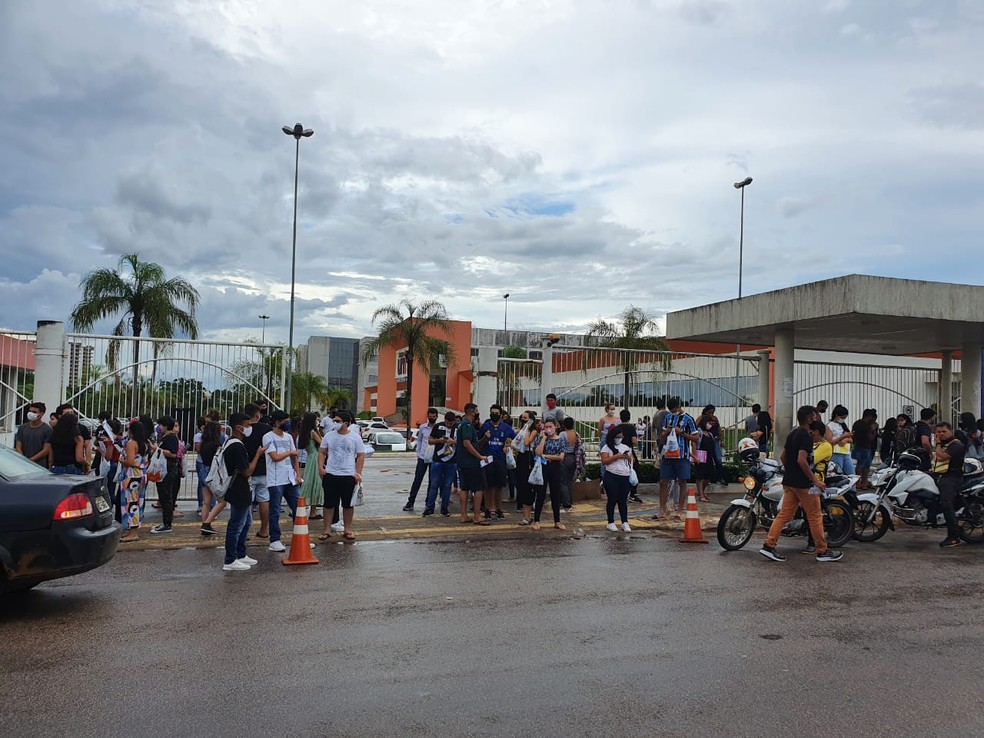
[283,123,313,139]
[503,293,510,299]
[733,176,753,189]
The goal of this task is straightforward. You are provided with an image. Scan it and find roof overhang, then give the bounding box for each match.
[665,275,984,356]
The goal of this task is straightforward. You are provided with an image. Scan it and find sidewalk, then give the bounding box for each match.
[122,456,740,551]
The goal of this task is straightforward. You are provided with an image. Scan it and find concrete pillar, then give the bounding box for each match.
[473,347,499,415]
[961,342,982,420]
[941,350,953,424]
[35,320,66,411]
[773,328,795,456]
[540,342,554,413]
[757,350,771,414]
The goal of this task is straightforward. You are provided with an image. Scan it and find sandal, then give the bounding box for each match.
[532,522,541,531]
[473,519,491,526]
[554,523,567,531]
[698,496,711,503]
[255,533,269,539]
[342,531,356,540]
[119,535,140,543]
[318,533,331,541]
[518,518,531,526]
[459,518,472,524]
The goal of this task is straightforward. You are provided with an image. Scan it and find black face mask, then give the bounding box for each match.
[490,413,501,422]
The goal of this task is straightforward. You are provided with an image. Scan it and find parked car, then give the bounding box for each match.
[0,446,120,594]
[365,430,409,452]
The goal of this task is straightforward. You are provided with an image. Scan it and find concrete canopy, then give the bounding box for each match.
[665,274,984,355]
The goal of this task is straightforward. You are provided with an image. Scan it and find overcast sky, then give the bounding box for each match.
[2,0,983,346]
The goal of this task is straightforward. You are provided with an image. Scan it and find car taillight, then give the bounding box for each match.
[53,493,94,520]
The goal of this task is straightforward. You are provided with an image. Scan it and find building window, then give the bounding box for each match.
[396,350,408,379]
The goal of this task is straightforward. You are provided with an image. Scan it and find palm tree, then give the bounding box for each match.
[585,305,671,407]
[70,253,200,416]
[290,371,351,413]
[361,299,456,450]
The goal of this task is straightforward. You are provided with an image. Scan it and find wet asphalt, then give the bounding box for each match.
[3,524,984,738]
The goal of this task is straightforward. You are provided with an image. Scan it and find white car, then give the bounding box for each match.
[365,430,408,452]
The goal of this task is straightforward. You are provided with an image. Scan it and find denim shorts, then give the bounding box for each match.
[659,457,691,481]
[250,475,270,503]
[852,448,873,470]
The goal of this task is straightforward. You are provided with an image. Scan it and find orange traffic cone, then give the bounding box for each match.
[679,485,708,544]
[283,496,320,566]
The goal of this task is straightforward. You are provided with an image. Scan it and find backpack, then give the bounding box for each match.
[894,426,916,457]
[204,438,244,498]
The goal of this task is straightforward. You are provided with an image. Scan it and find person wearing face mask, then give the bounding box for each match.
[150,416,183,534]
[403,408,439,512]
[533,418,567,531]
[479,404,516,520]
[15,401,51,466]
[262,410,302,553]
[222,412,264,571]
[298,412,325,518]
[600,426,633,532]
[597,403,619,453]
[826,405,854,475]
[241,402,273,538]
[317,410,366,541]
[514,411,538,524]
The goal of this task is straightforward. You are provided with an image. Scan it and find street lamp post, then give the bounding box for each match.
[732,176,753,437]
[282,123,314,413]
[503,293,510,336]
[258,314,270,344]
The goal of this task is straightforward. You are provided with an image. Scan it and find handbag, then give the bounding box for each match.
[349,483,365,507]
[694,449,708,464]
[528,458,544,486]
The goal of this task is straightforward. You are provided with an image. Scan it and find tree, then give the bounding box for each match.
[70,253,200,416]
[585,305,671,408]
[360,299,455,450]
[291,371,351,413]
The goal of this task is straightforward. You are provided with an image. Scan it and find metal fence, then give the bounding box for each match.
[0,331,37,435]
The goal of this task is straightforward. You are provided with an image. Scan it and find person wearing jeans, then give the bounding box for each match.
[262,411,302,553]
[424,411,457,516]
[933,422,966,548]
[533,419,567,531]
[151,417,182,534]
[600,426,632,532]
[222,412,263,571]
[403,408,438,511]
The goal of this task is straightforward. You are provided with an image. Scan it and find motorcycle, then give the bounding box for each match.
[717,454,856,551]
[852,451,984,543]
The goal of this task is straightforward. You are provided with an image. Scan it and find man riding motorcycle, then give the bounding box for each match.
[934,421,966,548]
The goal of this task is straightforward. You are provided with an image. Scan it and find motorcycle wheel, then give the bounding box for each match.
[957,500,984,544]
[717,505,757,551]
[823,499,854,548]
[852,500,891,543]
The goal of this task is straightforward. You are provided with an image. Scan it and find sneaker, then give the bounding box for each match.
[402,504,414,512]
[150,524,173,534]
[606,522,618,532]
[940,537,964,549]
[223,560,250,571]
[759,545,786,562]
[621,522,632,532]
[422,509,435,517]
[629,495,643,504]
[200,523,217,536]
[495,510,505,520]
[268,541,286,553]
[237,555,258,565]
[801,544,816,554]
[440,509,450,517]
[816,550,844,562]
[330,521,344,532]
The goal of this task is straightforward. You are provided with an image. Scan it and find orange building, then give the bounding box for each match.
[364,320,474,428]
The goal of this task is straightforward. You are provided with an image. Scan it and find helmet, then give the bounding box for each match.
[963,459,984,477]
[737,437,760,462]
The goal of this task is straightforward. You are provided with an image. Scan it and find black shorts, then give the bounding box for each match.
[458,467,486,493]
[484,458,508,488]
[322,473,357,510]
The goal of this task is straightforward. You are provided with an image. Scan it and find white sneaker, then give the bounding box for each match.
[621,522,632,532]
[223,560,250,571]
[268,541,286,553]
[330,521,344,532]
[606,522,618,532]
[237,556,258,565]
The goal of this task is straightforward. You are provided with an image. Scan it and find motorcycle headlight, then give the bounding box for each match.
[743,476,757,491]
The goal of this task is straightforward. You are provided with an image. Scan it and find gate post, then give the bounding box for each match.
[773,328,795,456]
[474,347,498,414]
[941,350,953,424]
[757,350,771,413]
[540,341,554,412]
[961,342,982,420]
[35,320,66,411]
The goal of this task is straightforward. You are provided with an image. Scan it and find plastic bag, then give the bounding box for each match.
[505,448,517,469]
[350,483,365,507]
[145,447,167,483]
[528,457,544,485]
[663,429,681,459]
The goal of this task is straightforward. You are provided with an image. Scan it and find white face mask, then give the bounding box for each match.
[607,409,615,417]
[242,426,253,438]
[27,412,39,422]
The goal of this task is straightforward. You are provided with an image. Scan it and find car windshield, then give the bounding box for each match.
[0,445,51,480]
[375,432,404,444]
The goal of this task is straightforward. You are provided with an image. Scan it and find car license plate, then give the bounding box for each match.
[94,496,111,513]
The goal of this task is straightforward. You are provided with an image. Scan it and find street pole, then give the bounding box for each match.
[259,314,269,344]
[733,177,753,437]
[503,293,510,336]
[282,123,314,413]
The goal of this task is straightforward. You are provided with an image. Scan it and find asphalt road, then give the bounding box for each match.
[3,526,984,738]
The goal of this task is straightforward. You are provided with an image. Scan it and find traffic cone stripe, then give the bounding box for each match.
[679,485,709,545]
[283,495,320,566]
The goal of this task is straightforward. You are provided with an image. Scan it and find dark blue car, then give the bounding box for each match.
[0,446,120,594]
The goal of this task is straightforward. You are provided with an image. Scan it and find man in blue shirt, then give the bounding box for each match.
[480,403,516,520]
[658,397,699,518]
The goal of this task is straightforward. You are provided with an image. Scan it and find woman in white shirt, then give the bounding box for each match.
[599,426,634,532]
[262,411,302,553]
[826,405,855,475]
[317,410,366,541]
